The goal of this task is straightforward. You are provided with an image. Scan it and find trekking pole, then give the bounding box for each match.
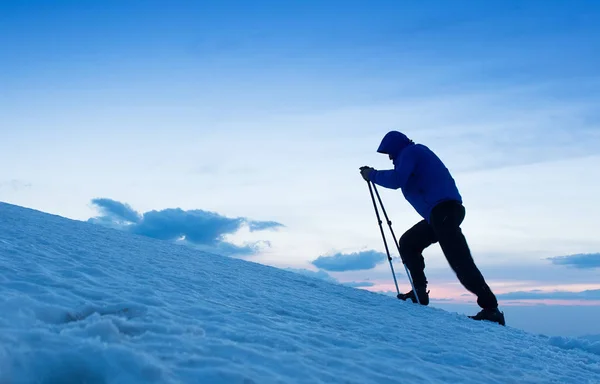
[366,180,400,296]
[371,182,420,304]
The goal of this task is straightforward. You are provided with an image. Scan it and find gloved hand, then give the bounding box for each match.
[359,166,375,181]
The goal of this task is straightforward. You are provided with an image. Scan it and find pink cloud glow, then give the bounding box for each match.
[360,280,600,306]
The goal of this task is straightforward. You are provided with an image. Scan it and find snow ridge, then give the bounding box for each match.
[0,202,599,383]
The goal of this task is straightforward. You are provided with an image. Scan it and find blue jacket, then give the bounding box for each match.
[369,131,462,222]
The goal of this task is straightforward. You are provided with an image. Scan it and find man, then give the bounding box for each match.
[360,131,505,326]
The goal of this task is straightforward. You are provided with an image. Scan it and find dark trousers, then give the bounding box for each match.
[399,200,498,309]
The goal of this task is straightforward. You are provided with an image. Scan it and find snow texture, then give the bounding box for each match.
[0,201,599,383]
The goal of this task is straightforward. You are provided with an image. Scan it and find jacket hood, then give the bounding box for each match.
[377,131,413,159]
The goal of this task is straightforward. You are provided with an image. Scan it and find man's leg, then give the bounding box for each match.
[397,220,437,305]
[429,201,504,324]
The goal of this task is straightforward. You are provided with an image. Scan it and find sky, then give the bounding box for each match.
[2,0,600,329]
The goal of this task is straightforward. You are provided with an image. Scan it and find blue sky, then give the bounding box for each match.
[2,0,600,320]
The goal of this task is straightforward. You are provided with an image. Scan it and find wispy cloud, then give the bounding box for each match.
[497,289,600,301]
[248,221,285,232]
[284,268,337,284]
[88,198,283,257]
[0,179,32,191]
[343,281,375,288]
[284,267,374,288]
[90,198,141,224]
[548,253,600,269]
[311,250,387,272]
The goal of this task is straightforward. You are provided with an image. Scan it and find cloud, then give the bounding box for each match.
[342,281,375,288]
[496,289,600,301]
[311,250,387,272]
[284,268,374,289]
[248,221,285,232]
[0,179,32,191]
[284,268,338,284]
[547,253,600,269]
[88,198,283,257]
[90,198,141,224]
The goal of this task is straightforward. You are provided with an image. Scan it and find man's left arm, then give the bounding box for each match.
[365,148,417,189]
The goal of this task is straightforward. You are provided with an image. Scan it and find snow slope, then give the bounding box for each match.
[0,202,599,384]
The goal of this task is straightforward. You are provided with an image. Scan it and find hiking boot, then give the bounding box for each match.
[469,307,505,326]
[397,286,429,305]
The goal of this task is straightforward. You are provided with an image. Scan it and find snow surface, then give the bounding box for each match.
[0,202,599,384]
